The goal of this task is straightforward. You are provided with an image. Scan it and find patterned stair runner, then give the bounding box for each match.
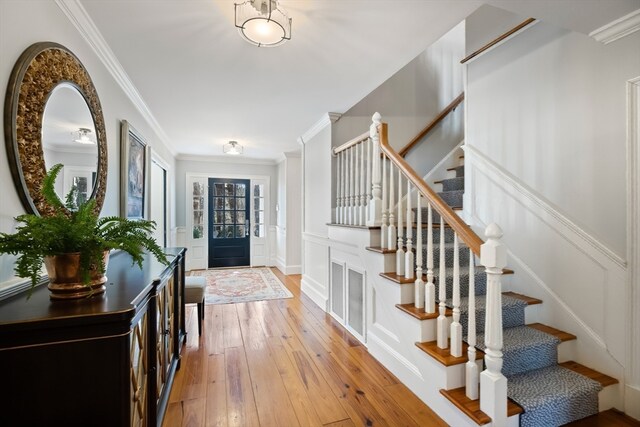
[413,164,602,426]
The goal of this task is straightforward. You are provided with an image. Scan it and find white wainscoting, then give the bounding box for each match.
[302,232,330,310]
[465,144,627,405]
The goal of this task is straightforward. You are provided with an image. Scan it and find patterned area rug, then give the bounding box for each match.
[191,268,293,304]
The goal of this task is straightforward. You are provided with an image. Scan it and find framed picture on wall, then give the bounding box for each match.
[120,120,149,219]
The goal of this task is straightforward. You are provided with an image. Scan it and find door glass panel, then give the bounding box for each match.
[253,184,264,197]
[213,225,224,238]
[213,211,224,224]
[236,198,246,210]
[192,181,205,239]
[224,226,234,238]
[236,225,245,238]
[236,211,246,223]
[254,211,264,224]
[236,184,246,197]
[213,183,225,196]
[224,211,235,224]
[253,224,264,238]
[224,183,234,196]
[225,197,236,210]
[214,197,224,210]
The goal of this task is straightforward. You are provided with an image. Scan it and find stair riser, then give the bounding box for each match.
[437,271,487,298]
[439,177,464,192]
[438,190,463,208]
[424,245,470,268]
[460,304,525,335]
[493,341,558,377]
[452,165,464,178]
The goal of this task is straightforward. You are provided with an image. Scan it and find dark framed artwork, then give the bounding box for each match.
[120,120,148,219]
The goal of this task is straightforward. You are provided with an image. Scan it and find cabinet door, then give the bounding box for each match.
[130,303,150,427]
[156,283,168,400]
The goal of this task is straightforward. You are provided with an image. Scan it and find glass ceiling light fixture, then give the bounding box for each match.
[223,140,243,155]
[234,0,292,47]
[73,127,95,144]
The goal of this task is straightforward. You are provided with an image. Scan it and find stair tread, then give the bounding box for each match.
[396,303,450,320]
[564,409,640,426]
[502,291,542,305]
[527,323,577,342]
[507,365,605,423]
[366,246,396,254]
[447,166,464,172]
[559,361,619,387]
[434,176,464,185]
[440,387,523,425]
[326,223,381,229]
[415,340,485,366]
[379,272,419,284]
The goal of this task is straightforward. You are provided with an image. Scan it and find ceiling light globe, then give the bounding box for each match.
[242,18,285,46]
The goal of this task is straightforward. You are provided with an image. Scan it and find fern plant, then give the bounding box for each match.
[0,164,168,292]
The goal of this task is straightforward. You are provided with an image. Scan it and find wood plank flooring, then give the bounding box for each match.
[164,269,447,427]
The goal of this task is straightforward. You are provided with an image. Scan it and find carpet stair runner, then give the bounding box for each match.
[381,161,615,426]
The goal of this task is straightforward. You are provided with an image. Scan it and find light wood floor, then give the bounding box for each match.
[164,269,447,427]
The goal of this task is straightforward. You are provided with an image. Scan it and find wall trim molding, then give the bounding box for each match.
[301,275,328,311]
[626,76,640,390]
[55,0,176,157]
[465,144,626,269]
[367,330,422,378]
[589,8,640,44]
[299,112,342,144]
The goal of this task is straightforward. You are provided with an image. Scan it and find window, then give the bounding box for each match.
[253,184,265,237]
[192,182,204,239]
[212,182,246,239]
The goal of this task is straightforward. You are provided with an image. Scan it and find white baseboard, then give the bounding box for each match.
[285,264,302,275]
[367,330,422,378]
[301,274,328,311]
[625,385,640,420]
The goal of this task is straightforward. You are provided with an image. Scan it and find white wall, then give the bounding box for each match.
[465,14,640,410]
[301,125,333,309]
[274,153,302,275]
[0,0,176,294]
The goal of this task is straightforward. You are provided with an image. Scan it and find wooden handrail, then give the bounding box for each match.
[333,130,369,155]
[460,18,536,64]
[378,122,483,256]
[398,93,465,157]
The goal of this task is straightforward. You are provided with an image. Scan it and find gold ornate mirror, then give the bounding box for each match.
[4,42,107,216]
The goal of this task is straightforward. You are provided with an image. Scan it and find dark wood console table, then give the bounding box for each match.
[0,247,187,427]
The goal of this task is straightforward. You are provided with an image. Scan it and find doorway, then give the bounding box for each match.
[150,159,167,247]
[208,178,250,267]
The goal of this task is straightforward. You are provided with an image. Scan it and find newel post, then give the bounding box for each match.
[480,223,507,426]
[366,112,382,226]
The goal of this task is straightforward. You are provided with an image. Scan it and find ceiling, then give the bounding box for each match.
[79,0,639,160]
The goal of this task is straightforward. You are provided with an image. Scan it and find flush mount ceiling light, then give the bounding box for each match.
[223,140,243,155]
[234,0,292,47]
[73,127,95,144]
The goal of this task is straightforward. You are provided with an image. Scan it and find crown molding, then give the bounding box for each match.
[299,112,341,144]
[176,154,278,165]
[54,0,176,157]
[589,8,640,44]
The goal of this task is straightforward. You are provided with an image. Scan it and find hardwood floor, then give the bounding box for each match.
[164,269,447,427]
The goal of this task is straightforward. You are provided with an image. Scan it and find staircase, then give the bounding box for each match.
[329,112,622,426]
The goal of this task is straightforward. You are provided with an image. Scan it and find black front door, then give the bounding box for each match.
[208,178,250,268]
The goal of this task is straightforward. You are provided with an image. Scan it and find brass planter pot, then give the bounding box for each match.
[44,251,109,300]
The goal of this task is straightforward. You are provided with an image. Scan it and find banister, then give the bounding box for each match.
[378,122,484,256]
[333,130,369,155]
[460,18,536,64]
[398,93,465,158]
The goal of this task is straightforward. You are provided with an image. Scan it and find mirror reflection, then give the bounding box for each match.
[42,83,98,209]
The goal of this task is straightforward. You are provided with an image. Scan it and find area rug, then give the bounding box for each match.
[191,268,293,304]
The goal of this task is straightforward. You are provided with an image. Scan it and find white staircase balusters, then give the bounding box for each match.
[466,249,479,400]
[350,146,355,225]
[414,194,424,308]
[336,151,341,224]
[341,150,347,224]
[381,156,388,248]
[388,160,396,253]
[396,169,405,277]
[425,203,436,313]
[450,233,462,357]
[437,216,448,349]
[366,138,372,223]
[405,180,414,279]
[359,141,366,226]
[366,112,382,227]
[353,145,360,226]
[480,223,507,426]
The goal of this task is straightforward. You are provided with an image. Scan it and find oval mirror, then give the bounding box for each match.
[42,83,99,209]
[4,42,107,216]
